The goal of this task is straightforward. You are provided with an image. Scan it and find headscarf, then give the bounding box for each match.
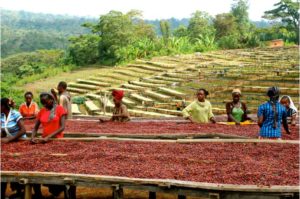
[267,87,280,129]
[112,90,124,101]
[280,95,298,113]
[232,89,241,95]
[40,92,57,121]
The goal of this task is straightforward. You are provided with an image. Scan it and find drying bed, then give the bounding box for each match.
[24,120,299,140]
[1,140,298,186]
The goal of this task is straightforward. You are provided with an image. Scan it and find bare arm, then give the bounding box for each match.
[282,114,290,134]
[227,113,240,124]
[210,117,216,123]
[226,102,240,124]
[2,119,26,143]
[291,115,296,126]
[30,120,41,143]
[258,115,264,127]
[43,115,66,141]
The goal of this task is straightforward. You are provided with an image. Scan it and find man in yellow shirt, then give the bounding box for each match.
[182,88,216,123]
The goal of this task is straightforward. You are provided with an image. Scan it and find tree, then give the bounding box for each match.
[230,0,251,39]
[187,11,216,42]
[263,0,299,43]
[68,35,101,65]
[214,13,238,39]
[173,25,189,37]
[159,20,171,44]
[92,10,155,64]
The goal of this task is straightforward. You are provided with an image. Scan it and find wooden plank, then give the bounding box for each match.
[158,87,185,98]
[143,90,171,102]
[71,104,81,115]
[122,84,146,91]
[67,87,88,94]
[26,132,250,139]
[130,81,166,88]
[19,137,299,144]
[76,79,111,87]
[130,93,154,105]
[68,83,98,90]
[1,171,298,193]
[84,101,101,112]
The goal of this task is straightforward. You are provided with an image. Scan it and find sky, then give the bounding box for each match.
[0,0,279,20]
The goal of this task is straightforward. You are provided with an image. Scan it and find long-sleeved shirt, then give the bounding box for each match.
[182,100,214,123]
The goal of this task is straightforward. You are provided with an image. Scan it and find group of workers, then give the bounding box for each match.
[182,86,296,138]
[1,81,298,198]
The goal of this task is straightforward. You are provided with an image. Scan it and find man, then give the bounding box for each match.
[51,81,72,119]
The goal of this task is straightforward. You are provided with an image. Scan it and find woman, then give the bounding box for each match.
[31,92,66,143]
[182,88,216,123]
[19,91,40,119]
[31,92,67,198]
[1,98,26,143]
[1,98,27,198]
[226,89,251,125]
[257,87,290,139]
[280,95,297,126]
[99,90,130,122]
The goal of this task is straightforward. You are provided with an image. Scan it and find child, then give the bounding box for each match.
[99,90,130,122]
[280,95,297,126]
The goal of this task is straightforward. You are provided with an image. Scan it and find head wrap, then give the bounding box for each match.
[280,95,298,113]
[232,89,241,95]
[112,90,124,101]
[40,92,57,121]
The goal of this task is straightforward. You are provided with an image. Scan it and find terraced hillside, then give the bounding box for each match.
[67,46,299,118]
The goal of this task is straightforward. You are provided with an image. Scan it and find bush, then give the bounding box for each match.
[217,35,240,49]
[72,96,87,105]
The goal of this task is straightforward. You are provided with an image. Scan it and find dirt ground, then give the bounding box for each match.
[4,185,206,199]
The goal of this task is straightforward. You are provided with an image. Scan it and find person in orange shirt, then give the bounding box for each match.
[31,92,66,143]
[19,92,39,120]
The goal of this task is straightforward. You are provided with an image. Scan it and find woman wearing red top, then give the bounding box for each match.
[30,92,67,198]
[31,92,66,144]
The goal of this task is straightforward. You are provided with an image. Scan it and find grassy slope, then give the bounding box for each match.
[23,66,119,94]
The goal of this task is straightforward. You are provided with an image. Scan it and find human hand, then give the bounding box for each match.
[39,137,50,144]
[30,138,39,144]
[291,121,296,126]
[8,98,16,108]
[210,118,216,124]
[99,118,105,123]
[1,137,10,143]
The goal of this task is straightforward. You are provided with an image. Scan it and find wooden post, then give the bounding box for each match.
[178,195,186,199]
[149,191,156,199]
[24,184,32,199]
[64,185,76,199]
[63,177,76,199]
[112,185,124,199]
[19,178,32,199]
